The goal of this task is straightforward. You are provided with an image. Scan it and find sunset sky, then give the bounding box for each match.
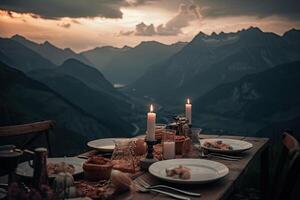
[1,0,300,52]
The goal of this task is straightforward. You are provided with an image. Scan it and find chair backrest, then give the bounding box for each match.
[0,120,55,156]
[273,130,300,200]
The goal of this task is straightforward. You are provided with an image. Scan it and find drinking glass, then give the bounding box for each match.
[111,139,136,173]
[162,130,176,160]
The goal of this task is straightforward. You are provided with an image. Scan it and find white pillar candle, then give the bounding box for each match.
[185,98,192,125]
[163,141,175,159]
[147,104,156,141]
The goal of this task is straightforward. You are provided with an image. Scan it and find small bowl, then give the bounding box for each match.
[83,157,112,181]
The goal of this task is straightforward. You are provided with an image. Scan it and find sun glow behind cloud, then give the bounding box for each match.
[0,0,300,52]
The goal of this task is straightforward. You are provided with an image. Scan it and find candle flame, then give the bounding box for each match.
[187,98,190,104]
[150,104,154,112]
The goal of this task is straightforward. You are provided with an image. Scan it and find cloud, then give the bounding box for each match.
[197,0,300,20]
[127,3,202,36]
[156,3,202,36]
[135,22,156,36]
[57,22,71,29]
[0,0,131,19]
[71,19,81,24]
[119,30,135,36]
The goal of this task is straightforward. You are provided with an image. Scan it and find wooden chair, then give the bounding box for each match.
[272,130,300,200]
[0,120,55,157]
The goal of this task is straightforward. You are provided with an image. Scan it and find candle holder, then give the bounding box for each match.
[140,140,158,171]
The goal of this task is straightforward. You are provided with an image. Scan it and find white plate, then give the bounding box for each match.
[201,138,253,153]
[87,138,127,152]
[149,159,229,184]
[16,157,85,178]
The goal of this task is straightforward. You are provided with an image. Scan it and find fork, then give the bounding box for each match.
[208,153,243,160]
[134,180,190,200]
[135,177,201,197]
[205,153,240,161]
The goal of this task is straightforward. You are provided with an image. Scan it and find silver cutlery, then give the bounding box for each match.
[206,154,240,161]
[208,153,243,160]
[134,180,190,200]
[135,177,201,197]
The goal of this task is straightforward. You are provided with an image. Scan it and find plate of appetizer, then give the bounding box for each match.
[87,138,127,152]
[16,157,85,178]
[149,159,229,184]
[201,138,253,153]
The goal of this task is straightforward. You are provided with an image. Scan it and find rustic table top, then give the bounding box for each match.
[114,134,269,200]
[0,134,269,200]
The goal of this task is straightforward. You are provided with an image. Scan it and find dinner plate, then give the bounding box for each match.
[16,157,85,178]
[149,159,229,184]
[87,138,127,152]
[201,138,253,153]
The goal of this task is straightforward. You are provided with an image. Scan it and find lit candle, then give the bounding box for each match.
[147,104,156,141]
[163,141,175,159]
[185,98,192,125]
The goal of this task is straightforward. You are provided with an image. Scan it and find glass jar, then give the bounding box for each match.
[111,139,136,173]
[162,130,176,160]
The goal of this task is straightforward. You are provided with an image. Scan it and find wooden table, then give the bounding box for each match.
[0,134,269,200]
[82,134,270,200]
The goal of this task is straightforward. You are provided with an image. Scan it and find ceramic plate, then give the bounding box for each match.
[87,138,127,152]
[201,138,253,153]
[16,157,85,178]
[149,159,229,184]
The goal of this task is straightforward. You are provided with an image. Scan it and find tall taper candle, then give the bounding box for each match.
[147,104,156,141]
[185,98,192,125]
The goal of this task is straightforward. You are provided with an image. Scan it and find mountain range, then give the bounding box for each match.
[10,35,187,86]
[99,41,186,85]
[0,37,136,143]
[194,60,300,123]
[81,45,131,70]
[131,27,300,104]
[0,60,111,154]
[29,59,134,134]
[11,34,91,66]
[1,27,300,154]
[0,37,55,72]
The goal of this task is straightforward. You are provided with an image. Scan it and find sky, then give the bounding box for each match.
[0,0,300,52]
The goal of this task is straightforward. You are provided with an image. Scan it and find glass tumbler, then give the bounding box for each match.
[162,130,176,160]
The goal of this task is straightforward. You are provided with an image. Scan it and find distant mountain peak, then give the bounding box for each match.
[137,40,164,48]
[192,31,209,42]
[43,40,55,47]
[63,58,82,65]
[122,45,132,50]
[240,26,263,34]
[64,47,75,54]
[283,28,300,36]
[11,34,26,40]
[195,31,208,38]
[211,32,217,37]
[62,58,96,71]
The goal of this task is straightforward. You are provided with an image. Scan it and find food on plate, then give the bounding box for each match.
[203,140,233,150]
[47,162,75,175]
[83,156,112,181]
[165,165,191,180]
